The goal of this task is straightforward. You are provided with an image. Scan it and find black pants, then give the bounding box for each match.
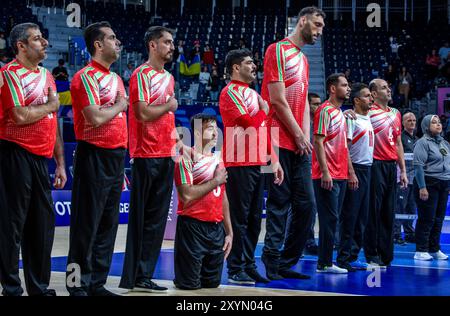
[0,141,55,296]
[66,141,125,294]
[337,164,371,265]
[262,149,315,271]
[414,177,449,253]
[314,179,347,267]
[226,166,264,275]
[364,159,397,265]
[119,157,174,289]
[394,184,416,239]
[174,216,225,290]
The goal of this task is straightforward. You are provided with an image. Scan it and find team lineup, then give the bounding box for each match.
[0,6,449,296]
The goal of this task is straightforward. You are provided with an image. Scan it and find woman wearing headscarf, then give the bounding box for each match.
[413,115,450,261]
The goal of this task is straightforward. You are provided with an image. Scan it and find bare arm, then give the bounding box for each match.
[314,134,333,190]
[133,97,178,122]
[222,192,233,259]
[302,97,310,143]
[396,135,408,188]
[82,94,127,128]
[347,145,358,190]
[10,87,59,125]
[267,82,312,154]
[53,124,67,189]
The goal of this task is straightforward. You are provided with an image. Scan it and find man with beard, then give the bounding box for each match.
[66,21,128,296]
[120,26,178,293]
[261,6,325,280]
[312,74,350,273]
[336,83,374,272]
[0,22,67,296]
[219,49,283,284]
[364,79,408,267]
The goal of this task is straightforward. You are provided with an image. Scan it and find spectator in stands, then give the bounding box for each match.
[413,114,450,261]
[256,62,264,94]
[52,59,68,81]
[394,112,418,245]
[208,68,220,101]
[438,42,450,66]
[398,66,413,107]
[384,64,396,87]
[0,54,9,68]
[426,49,441,81]
[202,43,215,72]
[239,38,246,49]
[198,66,211,101]
[0,32,6,55]
[389,36,401,61]
[174,40,184,80]
[122,63,133,88]
[344,68,353,85]
[253,51,261,65]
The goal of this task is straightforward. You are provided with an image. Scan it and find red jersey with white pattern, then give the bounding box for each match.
[71,60,127,149]
[0,77,3,139]
[369,103,401,161]
[128,63,176,158]
[1,60,57,158]
[174,150,225,223]
[312,100,348,180]
[262,38,309,152]
[219,80,268,167]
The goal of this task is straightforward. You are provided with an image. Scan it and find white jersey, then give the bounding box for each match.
[346,114,374,166]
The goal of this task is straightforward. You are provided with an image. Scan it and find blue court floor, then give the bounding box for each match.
[42,234,450,296]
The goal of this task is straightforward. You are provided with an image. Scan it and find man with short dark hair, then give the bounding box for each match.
[313,73,350,273]
[261,6,325,280]
[173,113,233,290]
[337,83,374,271]
[364,78,408,267]
[120,25,178,292]
[219,49,283,284]
[0,22,67,296]
[66,21,128,296]
[52,58,69,81]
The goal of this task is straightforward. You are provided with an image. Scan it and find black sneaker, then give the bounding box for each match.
[245,269,270,283]
[336,263,356,272]
[90,287,120,296]
[228,271,255,285]
[261,254,283,280]
[132,279,168,293]
[279,269,311,279]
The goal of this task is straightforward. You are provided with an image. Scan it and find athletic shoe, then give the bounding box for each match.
[414,252,433,261]
[132,279,168,293]
[245,269,270,283]
[350,260,369,270]
[430,250,448,260]
[91,287,120,296]
[228,271,256,285]
[316,264,348,274]
[278,269,311,279]
[261,254,284,280]
[336,263,356,272]
[367,259,388,269]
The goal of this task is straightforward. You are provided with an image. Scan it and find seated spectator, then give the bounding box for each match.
[344,68,353,85]
[398,66,413,107]
[52,59,69,81]
[438,42,450,66]
[198,66,211,101]
[426,49,441,81]
[384,64,397,87]
[209,69,220,102]
[122,63,133,88]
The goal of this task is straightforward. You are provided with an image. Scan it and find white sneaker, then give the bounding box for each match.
[430,250,449,260]
[414,252,433,261]
[316,264,348,274]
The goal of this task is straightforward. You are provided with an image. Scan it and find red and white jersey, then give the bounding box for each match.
[1,60,57,158]
[219,80,268,167]
[346,114,374,166]
[174,150,225,223]
[312,100,348,180]
[128,63,176,158]
[262,38,309,152]
[369,103,401,161]
[71,60,128,149]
